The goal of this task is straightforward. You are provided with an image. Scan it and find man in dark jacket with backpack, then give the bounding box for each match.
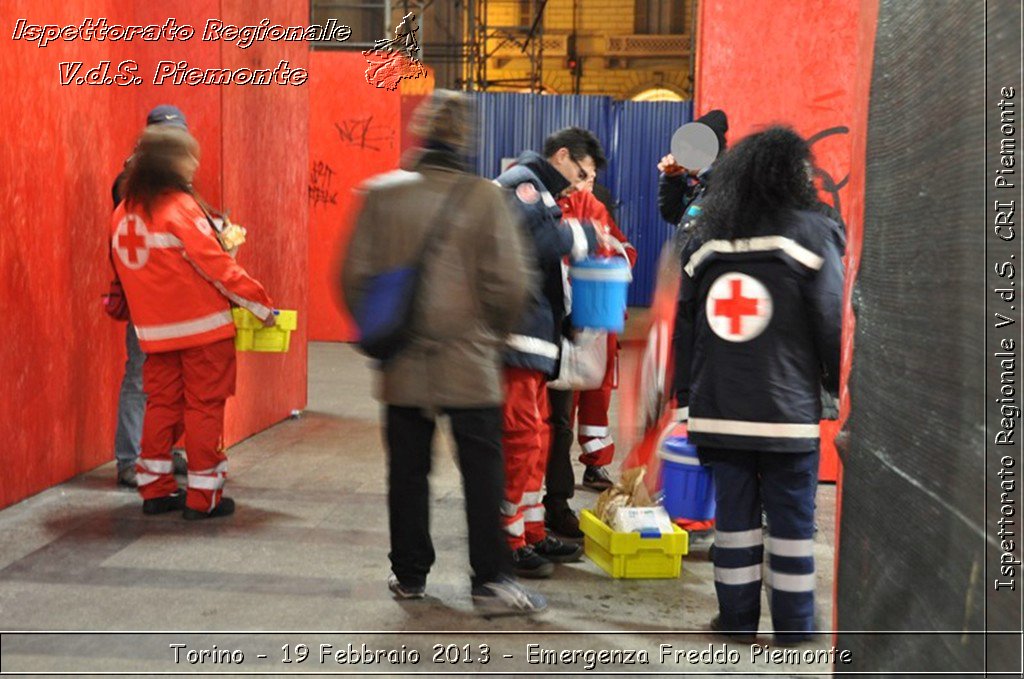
[493,127,607,578]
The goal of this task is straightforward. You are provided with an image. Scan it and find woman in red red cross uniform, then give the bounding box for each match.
[111,125,276,519]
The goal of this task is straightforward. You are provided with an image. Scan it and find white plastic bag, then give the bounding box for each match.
[548,329,608,391]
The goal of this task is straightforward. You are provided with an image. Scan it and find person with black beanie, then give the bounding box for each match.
[657,109,729,232]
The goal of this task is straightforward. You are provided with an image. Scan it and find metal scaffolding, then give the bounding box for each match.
[463,0,548,93]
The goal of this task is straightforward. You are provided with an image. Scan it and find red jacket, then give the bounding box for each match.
[111,191,273,353]
[558,191,638,267]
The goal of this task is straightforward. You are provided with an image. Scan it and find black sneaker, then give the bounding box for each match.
[532,535,583,563]
[545,506,584,540]
[472,575,547,616]
[387,573,426,600]
[582,465,614,491]
[171,450,188,476]
[117,466,138,489]
[710,615,758,643]
[511,546,554,578]
[183,497,236,520]
[142,490,185,515]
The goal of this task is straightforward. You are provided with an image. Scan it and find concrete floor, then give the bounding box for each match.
[0,342,837,676]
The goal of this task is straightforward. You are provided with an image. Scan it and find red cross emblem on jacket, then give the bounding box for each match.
[706,272,773,342]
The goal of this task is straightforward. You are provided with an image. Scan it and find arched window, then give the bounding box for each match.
[631,87,685,102]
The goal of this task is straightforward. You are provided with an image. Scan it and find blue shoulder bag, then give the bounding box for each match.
[355,178,471,361]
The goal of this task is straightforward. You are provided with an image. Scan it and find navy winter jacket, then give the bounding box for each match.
[658,167,714,231]
[495,151,598,376]
[673,209,845,452]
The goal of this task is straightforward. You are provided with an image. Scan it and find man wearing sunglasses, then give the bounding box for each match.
[493,127,608,579]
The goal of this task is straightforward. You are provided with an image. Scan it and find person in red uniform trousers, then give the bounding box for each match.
[111,125,276,519]
[544,179,637,538]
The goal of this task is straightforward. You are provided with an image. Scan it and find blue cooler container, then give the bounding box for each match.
[659,436,716,521]
[570,257,631,332]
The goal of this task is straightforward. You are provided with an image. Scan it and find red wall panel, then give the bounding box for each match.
[0,0,308,508]
[1,0,138,509]
[696,0,869,481]
[306,50,402,341]
[219,0,309,443]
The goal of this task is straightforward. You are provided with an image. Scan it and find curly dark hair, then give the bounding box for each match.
[697,125,820,241]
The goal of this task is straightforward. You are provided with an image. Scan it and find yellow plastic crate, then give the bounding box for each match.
[232,308,298,353]
[580,509,689,579]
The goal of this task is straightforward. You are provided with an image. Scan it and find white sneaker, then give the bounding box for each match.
[387,572,425,600]
[472,575,547,616]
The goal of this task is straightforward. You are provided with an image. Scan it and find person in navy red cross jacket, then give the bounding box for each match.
[671,126,844,642]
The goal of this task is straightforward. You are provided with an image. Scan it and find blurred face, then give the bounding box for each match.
[549,147,596,196]
[174,139,200,184]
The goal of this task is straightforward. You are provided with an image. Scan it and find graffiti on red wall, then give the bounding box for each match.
[308,160,339,209]
[808,125,850,218]
[333,116,394,151]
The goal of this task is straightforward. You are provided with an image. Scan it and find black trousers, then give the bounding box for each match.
[543,387,576,513]
[385,405,512,589]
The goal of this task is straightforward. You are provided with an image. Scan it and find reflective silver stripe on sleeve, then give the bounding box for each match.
[687,417,820,439]
[134,310,234,342]
[506,334,559,360]
[673,407,689,421]
[135,473,161,487]
[214,282,271,321]
[684,236,825,276]
[579,425,609,437]
[500,500,518,517]
[714,528,763,549]
[566,218,589,262]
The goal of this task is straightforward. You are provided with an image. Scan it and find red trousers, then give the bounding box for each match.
[501,367,551,550]
[136,338,236,513]
[576,332,618,467]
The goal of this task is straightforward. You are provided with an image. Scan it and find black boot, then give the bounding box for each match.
[142,490,185,515]
[183,497,236,521]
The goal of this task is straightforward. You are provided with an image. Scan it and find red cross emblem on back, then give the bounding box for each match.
[705,272,772,342]
[113,215,150,270]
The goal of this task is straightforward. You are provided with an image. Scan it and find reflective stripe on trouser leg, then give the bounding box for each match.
[702,447,763,633]
[760,449,819,635]
[502,367,546,550]
[524,383,551,545]
[188,461,229,512]
[137,348,185,501]
[577,384,614,466]
[180,338,235,513]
